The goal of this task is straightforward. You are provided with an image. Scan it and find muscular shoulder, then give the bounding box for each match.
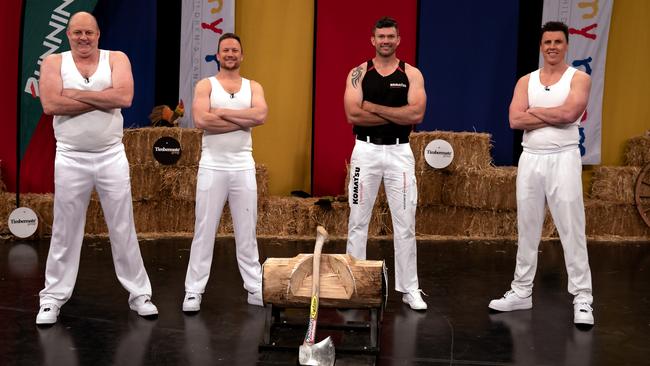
[108,50,129,62]
[347,62,367,88]
[403,63,423,80]
[572,69,591,83]
[42,53,62,68]
[249,79,264,90]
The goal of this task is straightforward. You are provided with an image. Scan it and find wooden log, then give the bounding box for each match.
[262,254,385,308]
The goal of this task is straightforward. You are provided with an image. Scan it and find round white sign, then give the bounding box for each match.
[8,207,39,238]
[424,139,454,169]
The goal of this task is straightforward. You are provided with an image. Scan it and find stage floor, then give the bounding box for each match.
[1,236,649,365]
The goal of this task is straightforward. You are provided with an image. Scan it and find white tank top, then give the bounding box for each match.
[522,66,581,153]
[53,50,123,152]
[198,77,255,170]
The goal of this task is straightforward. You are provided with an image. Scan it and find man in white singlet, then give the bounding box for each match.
[182,33,268,312]
[36,12,158,325]
[488,21,594,326]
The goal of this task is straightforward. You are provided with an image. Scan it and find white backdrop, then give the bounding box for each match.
[179,0,235,127]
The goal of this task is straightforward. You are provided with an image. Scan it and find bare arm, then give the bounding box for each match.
[39,54,95,116]
[211,80,268,128]
[361,64,426,125]
[343,64,389,126]
[509,74,550,130]
[61,51,134,110]
[192,78,242,133]
[527,71,591,125]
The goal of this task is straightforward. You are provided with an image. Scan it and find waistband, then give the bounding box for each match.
[356,135,409,145]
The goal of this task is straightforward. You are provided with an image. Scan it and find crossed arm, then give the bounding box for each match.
[509,71,591,131]
[193,79,268,134]
[39,51,133,116]
[343,63,427,126]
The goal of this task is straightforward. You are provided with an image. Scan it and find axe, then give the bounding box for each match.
[298,226,335,366]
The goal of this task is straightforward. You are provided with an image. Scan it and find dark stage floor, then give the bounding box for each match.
[1,236,649,365]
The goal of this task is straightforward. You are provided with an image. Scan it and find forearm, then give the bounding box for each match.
[527,107,578,125]
[195,112,243,134]
[346,105,389,126]
[509,110,551,130]
[363,101,423,125]
[63,88,132,110]
[42,95,95,116]
[212,107,266,128]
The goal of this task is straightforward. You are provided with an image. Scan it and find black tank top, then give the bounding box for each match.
[354,59,411,139]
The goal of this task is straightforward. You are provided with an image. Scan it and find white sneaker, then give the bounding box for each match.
[247,291,263,307]
[574,303,594,325]
[182,292,202,312]
[129,295,159,317]
[36,304,60,325]
[488,290,532,312]
[402,289,427,310]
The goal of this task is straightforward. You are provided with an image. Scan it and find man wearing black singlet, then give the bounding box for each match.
[343,16,428,311]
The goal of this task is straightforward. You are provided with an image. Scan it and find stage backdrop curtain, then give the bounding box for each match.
[312,0,418,196]
[416,1,519,167]
[0,0,23,193]
[18,0,98,193]
[178,0,235,128]
[541,0,614,164]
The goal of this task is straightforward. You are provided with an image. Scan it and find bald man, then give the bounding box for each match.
[36,12,157,325]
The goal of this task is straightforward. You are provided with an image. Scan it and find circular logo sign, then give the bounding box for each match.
[152,136,182,165]
[424,139,454,169]
[8,207,38,238]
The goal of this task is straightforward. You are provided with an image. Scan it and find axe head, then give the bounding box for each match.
[298,336,335,366]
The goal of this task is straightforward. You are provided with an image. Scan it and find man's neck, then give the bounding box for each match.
[217,69,241,80]
[372,54,399,68]
[71,49,100,65]
[542,62,568,75]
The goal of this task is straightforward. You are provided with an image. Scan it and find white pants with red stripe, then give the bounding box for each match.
[185,168,262,295]
[511,148,593,304]
[39,144,153,307]
[346,139,419,293]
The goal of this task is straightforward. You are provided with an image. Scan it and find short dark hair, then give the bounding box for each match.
[218,32,243,53]
[373,16,399,35]
[541,21,569,44]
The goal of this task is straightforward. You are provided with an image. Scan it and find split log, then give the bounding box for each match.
[262,254,385,308]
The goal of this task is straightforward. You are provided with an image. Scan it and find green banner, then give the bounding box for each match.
[19,0,98,159]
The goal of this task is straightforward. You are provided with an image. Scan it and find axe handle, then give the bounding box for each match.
[303,226,328,345]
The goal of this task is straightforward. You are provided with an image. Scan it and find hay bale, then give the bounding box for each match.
[623,134,650,166]
[128,163,268,204]
[400,204,555,238]
[410,131,493,172]
[257,197,384,237]
[442,167,517,210]
[0,192,15,234]
[123,127,203,166]
[590,166,641,204]
[585,200,650,237]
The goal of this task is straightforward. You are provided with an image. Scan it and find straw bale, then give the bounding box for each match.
[128,163,268,204]
[381,204,554,238]
[123,127,203,166]
[0,192,15,234]
[584,200,650,237]
[256,197,384,237]
[442,167,517,210]
[623,135,650,166]
[409,131,492,172]
[590,166,641,204]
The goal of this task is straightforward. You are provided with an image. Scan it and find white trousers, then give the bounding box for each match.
[346,140,419,293]
[512,148,593,304]
[40,144,153,307]
[185,168,262,295]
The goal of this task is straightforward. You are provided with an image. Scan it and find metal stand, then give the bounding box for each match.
[259,303,384,355]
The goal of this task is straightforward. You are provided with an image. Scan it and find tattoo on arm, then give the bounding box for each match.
[351,67,363,88]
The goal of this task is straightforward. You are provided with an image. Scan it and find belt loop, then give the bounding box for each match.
[396,138,400,144]
[366,136,370,143]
